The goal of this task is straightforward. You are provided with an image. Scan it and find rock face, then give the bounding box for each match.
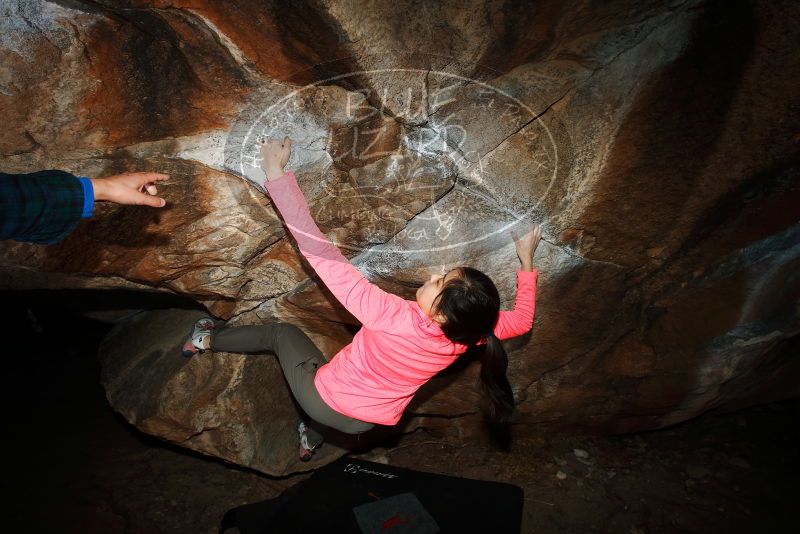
[2,0,799,475]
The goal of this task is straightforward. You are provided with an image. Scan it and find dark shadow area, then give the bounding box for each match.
[2,289,799,533]
[1,290,295,533]
[579,0,757,266]
[408,342,524,450]
[2,288,202,316]
[393,397,800,534]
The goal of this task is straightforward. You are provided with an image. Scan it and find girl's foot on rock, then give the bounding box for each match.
[181,317,215,357]
[298,420,324,461]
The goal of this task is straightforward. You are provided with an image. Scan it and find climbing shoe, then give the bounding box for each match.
[298,420,324,461]
[181,317,216,357]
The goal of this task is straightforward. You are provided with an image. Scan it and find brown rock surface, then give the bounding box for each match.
[1,0,799,475]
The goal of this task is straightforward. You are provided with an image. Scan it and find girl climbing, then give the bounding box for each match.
[182,136,541,461]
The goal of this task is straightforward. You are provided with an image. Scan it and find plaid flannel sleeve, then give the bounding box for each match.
[0,170,94,245]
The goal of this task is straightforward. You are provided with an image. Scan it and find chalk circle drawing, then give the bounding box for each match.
[224,68,559,256]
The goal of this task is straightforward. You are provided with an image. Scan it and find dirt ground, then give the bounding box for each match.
[3,299,798,533]
[373,403,798,534]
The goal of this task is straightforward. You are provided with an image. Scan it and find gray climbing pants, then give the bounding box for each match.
[210,322,374,435]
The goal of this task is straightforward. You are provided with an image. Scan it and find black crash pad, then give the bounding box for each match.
[220,457,523,533]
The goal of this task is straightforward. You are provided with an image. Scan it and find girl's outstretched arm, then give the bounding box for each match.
[261,137,407,331]
[494,224,541,340]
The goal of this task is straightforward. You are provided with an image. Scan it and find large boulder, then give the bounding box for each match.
[1,0,798,474]
[99,308,355,474]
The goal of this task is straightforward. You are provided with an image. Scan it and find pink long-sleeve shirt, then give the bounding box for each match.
[265,172,538,425]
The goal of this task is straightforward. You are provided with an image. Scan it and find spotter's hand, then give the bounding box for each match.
[90,172,169,207]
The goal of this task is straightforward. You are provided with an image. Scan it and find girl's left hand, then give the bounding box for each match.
[511,223,541,270]
[260,136,292,181]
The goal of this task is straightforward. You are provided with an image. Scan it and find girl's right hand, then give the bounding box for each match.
[511,223,541,269]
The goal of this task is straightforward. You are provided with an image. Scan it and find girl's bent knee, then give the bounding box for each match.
[271,322,303,343]
[273,322,300,336]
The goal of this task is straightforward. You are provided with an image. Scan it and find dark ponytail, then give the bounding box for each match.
[433,267,515,426]
[479,333,515,424]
